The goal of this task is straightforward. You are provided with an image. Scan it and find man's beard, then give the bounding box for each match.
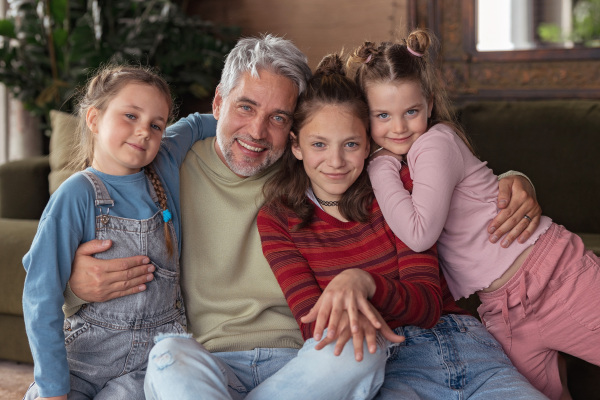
[216,126,284,177]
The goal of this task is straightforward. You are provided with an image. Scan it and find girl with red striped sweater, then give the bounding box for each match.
[254,54,546,399]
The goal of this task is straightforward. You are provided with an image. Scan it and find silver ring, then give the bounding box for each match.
[523,215,532,222]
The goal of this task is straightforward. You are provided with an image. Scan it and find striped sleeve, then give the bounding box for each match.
[368,236,442,329]
[257,205,322,340]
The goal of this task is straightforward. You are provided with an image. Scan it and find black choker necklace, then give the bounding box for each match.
[315,196,339,207]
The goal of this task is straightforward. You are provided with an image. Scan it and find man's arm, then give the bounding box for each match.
[66,240,154,304]
[66,114,218,305]
[488,173,542,248]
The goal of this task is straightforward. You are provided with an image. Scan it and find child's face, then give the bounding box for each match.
[366,80,432,156]
[87,83,169,175]
[291,104,370,202]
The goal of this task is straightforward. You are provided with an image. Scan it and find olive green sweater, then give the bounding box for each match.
[179,138,303,352]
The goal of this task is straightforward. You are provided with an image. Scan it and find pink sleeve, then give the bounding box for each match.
[367,127,465,252]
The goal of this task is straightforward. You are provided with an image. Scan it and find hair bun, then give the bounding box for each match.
[314,53,345,77]
[406,30,432,55]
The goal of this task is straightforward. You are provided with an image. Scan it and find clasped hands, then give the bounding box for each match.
[300,269,405,362]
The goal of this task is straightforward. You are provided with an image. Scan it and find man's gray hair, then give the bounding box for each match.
[218,34,312,98]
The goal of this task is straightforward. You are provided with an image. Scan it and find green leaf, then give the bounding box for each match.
[53,28,68,47]
[0,19,16,38]
[49,0,68,25]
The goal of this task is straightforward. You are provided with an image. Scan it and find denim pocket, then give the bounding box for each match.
[64,313,91,346]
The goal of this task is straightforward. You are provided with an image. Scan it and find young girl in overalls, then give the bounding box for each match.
[22,65,214,400]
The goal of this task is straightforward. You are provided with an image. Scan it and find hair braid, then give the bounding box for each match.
[144,164,174,257]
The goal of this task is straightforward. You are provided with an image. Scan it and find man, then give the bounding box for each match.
[68,35,544,398]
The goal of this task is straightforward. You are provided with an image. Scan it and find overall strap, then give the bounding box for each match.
[80,170,114,209]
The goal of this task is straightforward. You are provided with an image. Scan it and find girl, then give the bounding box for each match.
[254,54,546,399]
[350,30,600,399]
[22,65,214,399]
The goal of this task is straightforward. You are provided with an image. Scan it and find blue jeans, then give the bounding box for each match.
[144,315,547,400]
[144,330,388,400]
[375,314,548,399]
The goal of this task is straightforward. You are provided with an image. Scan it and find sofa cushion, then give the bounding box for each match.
[0,156,50,219]
[49,110,79,194]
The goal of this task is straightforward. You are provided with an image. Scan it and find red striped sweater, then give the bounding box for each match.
[258,199,443,340]
[257,166,465,340]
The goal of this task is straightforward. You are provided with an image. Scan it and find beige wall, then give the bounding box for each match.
[190,0,410,69]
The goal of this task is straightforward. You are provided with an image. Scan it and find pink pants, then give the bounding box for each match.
[478,223,600,400]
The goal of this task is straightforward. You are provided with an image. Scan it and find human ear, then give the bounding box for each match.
[290,132,303,160]
[213,86,223,120]
[86,107,99,133]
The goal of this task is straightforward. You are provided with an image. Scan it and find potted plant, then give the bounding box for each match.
[0,0,238,126]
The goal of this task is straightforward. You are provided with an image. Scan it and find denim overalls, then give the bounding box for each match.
[25,170,187,400]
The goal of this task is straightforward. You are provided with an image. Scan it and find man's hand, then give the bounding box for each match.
[69,239,154,302]
[488,175,542,247]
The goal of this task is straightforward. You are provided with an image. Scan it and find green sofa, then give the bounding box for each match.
[1,102,599,398]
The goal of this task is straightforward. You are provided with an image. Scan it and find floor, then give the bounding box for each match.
[0,360,33,400]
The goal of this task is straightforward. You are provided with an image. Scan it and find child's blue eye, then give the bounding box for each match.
[151,124,162,131]
[313,142,324,148]
[346,142,358,148]
[407,109,417,116]
[126,113,136,120]
[378,113,389,119]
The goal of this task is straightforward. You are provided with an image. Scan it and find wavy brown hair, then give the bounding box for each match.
[263,53,374,229]
[347,29,475,155]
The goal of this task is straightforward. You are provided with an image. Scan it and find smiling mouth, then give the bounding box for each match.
[389,137,410,142]
[237,139,265,153]
[127,143,146,151]
[323,172,348,179]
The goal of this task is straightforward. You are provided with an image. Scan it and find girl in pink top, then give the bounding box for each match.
[348,29,600,400]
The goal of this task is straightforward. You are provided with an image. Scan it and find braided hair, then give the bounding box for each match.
[144,164,174,256]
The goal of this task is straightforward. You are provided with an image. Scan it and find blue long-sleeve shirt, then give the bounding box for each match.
[22,114,216,397]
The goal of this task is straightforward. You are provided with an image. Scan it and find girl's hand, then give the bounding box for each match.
[315,311,373,361]
[301,269,379,341]
[313,306,405,361]
[370,147,404,162]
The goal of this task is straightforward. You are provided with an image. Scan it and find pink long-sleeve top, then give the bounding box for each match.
[368,123,552,299]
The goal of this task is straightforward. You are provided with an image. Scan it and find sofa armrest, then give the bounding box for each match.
[579,233,600,256]
[0,156,50,219]
[0,218,39,317]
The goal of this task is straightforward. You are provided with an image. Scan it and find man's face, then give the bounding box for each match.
[213,69,299,177]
